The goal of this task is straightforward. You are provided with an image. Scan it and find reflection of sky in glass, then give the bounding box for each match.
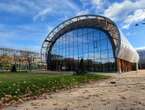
[51,28,115,64]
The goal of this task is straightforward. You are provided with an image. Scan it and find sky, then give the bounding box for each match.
[0,0,145,52]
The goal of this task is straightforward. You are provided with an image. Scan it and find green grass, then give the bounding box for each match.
[0,72,109,103]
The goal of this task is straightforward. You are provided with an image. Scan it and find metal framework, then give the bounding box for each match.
[0,47,41,70]
[41,15,139,71]
[41,15,121,62]
[0,47,39,56]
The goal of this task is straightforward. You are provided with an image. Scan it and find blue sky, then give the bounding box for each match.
[0,0,145,52]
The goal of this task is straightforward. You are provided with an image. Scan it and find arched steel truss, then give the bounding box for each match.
[41,15,121,64]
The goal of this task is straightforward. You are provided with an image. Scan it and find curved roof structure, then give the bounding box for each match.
[41,15,139,63]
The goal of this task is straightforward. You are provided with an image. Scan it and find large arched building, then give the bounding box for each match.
[41,15,139,72]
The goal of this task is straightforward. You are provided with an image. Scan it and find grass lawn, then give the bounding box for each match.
[0,72,110,103]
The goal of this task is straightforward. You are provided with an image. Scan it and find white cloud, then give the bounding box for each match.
[136,47,145,50]
[76,9,90,16]
[33,0,80,21]
[0,2,26,13]
[91,0,102,5]
[0,23,50,52]
[80,0,91,8]
[80,0,104,11]
[104,0,145,20]
[104,0,133,20]
[81,0,103,6]
[65,0,79,11]
[123,9,145,29]
[84,0,111,15]
[33,8,52,21]
[124,9,145,28]
[0,0,82,50]
[0,0,81,21]
[104,0,145,29]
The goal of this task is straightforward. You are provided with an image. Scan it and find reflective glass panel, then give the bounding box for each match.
[49,28,116,72]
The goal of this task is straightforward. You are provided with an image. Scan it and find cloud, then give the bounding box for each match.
[104,0,145,29]
[33,0,80,21]
[104,0,145,20]
[0,0,105,22]
[0,2,26,13]
[0,23,52,52]
[0,0,81,51]
[79,0,112,16]
[76,9,90,16]
[33,8,52,21]
[104,0,133,21]
[136,47,145,50]
[123,9,145,29]
[0,0,80,21]
[1,0,145,50]
[91,0,102,5]
[81,0,103,7]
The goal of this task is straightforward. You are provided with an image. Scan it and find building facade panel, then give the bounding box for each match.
[117,32,139,63]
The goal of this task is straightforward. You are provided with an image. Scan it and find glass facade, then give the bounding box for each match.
[49,28,116,72]
[137,49,145,69]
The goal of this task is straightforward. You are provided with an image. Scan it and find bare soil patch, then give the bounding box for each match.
[4,70,145,110]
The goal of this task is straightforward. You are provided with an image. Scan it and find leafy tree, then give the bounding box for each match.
[75,58,87,75]
[0,55,13,70]
[11,64,17,72]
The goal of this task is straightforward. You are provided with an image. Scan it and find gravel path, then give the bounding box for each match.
[4,70,145,110]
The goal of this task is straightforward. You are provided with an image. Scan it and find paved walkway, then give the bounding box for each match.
[5,70,145,110]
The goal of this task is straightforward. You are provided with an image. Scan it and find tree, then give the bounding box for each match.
[75,58,87,75]
[0,55,13,71]
[20,51,33,71]
[11,64,17,72]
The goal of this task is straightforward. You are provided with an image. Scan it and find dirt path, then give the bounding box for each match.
[4,70,145,110]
